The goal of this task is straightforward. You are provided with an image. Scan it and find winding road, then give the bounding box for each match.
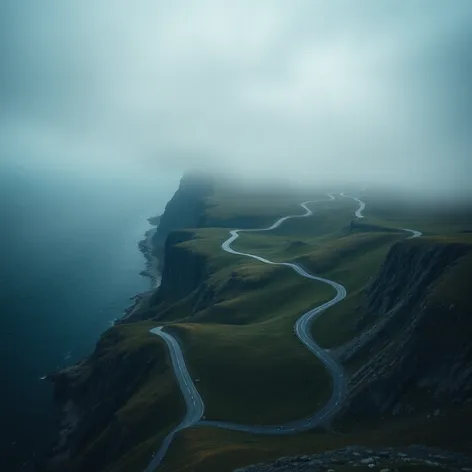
[144,327,204,472]
[340,193,366,218]
[145,193,421,470]
[340,193,422,239]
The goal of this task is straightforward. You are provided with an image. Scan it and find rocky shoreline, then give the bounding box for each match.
[40,215,166,470]
[235,446,472,472]
[138,225,162,289]
[118,217,162,324]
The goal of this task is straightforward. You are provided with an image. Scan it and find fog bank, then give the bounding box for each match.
[2,1,471,198]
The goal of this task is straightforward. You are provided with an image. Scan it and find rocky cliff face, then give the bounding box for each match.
[233,445,472,472]
[151,230,207,304]
[40,326,183,472]
[41,175,216,471]
[119,229,211,323]
[339,238,472,420]
[117,173,214,323]
[151,173,213,269]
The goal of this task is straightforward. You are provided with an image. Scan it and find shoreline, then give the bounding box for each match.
[38,217,165,469]
[138,226,162,289]
[117,219,162,324]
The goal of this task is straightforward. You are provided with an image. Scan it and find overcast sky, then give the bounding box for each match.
[1,1,471,196]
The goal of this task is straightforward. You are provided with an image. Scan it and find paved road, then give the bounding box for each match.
[340,193,365,218]
[339,193,422,239]
[402,228,423,239]
[143,327,204,472]
[145,194,347,469]
[146,193,421,469]
[208,194,347,434]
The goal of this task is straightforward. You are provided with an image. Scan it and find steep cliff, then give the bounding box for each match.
[150,173,213,270]
[339,237,472,420]
[120,230,210,323]
[153,230,206,303]
[42,176,472,472]
[41,325,183,472]
[41,175,217,471]
[118,173,214,323]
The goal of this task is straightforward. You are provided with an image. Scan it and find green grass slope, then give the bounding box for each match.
[57,323,184,472]
[144,196,409,430]
[360,190,472,235]
[161,230,337,423]
[159,405,472,472]
[168,315,333,425]
[58,183,472,472]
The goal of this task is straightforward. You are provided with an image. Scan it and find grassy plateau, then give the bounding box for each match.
[68,184,472,472]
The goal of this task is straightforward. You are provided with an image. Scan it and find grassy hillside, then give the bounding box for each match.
[144,196,396,426]
[230,217,405,349]
[360,190,472,235]
[50,181,472,472]
[151,190,472,472]
[54,322,185,472]
[159,406,472,472]
[203,180,325,228]
[159,229,337,423]
[167,316,333,425]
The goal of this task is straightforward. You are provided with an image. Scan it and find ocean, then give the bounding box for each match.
[0,160,177,470]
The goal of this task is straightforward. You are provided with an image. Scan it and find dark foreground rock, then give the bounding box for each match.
[234,446,472,472]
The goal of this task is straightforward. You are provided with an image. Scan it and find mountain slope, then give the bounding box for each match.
[42,177,472,472]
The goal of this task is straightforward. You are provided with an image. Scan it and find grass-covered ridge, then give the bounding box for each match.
[140,193,406,426]
[156,223,338,424]
[203,180,324,227]
[55,179,472,472]
[151,187,472,472]
[168,320,333,424]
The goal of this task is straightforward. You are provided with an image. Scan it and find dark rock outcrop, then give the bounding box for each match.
[233,445,472,472]
[366,241,468,317]
[117,173,214,323]
[151,173,213,270]
[338,239,472,419]
[41,328,182,472]
[151,230,207,305]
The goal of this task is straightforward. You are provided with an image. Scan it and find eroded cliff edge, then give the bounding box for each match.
[337,237,472,421]
[40,174,214,472]
[150,173,213,271]
[120,173,214,323]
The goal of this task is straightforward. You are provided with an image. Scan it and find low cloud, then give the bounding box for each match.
[2,1,471,198]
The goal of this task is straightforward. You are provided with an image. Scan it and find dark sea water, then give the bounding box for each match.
[0,161,177,470]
